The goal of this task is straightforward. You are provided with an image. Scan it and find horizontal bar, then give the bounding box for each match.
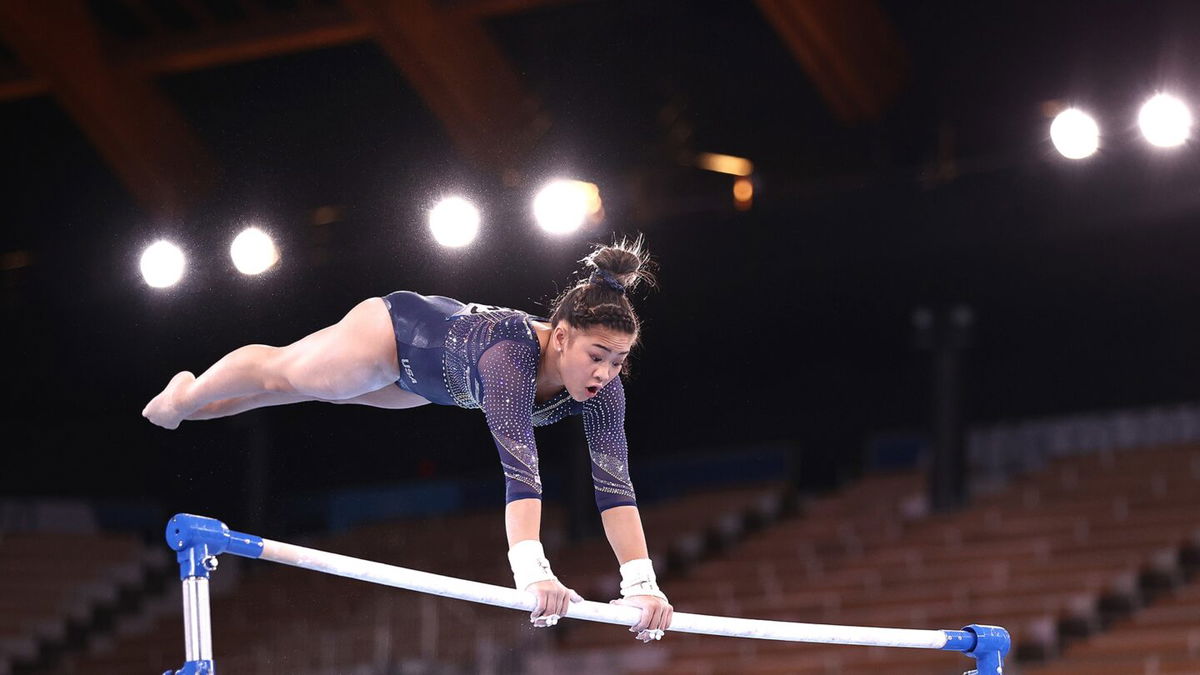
[257,538,964,650]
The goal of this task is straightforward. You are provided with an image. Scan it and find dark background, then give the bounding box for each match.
[3,0,1199,525]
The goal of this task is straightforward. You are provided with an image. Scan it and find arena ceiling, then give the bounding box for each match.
[0,0,906,220]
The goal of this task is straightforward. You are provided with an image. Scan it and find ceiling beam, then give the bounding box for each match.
[341,0,545,173]
[0,0,551,175]
[0,5,371,103]
[439,0,593,21]
[0,61,48,100]
[0,0,216,219]
[114,4,372,75]
[756,0,908,124]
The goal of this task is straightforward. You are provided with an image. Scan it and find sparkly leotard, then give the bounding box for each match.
[382,291,636,511]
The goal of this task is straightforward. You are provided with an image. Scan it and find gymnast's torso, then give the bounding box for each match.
[381,290,636,510]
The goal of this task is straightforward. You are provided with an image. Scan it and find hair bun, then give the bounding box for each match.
[582,234,658,293]
[547,235,657,342]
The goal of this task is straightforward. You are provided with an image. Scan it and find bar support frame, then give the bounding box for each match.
[163,514,1009,674]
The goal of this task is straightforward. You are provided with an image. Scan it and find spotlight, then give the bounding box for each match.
[1139,93,1191,148]
[1049,108,1099,159]
[429,196,480,248]
[733,176,753,210]
[230,227,279,275]
[533,180,600,235]
[140,240,185,289]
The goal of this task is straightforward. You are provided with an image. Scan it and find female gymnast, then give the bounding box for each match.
[143,237,673,643]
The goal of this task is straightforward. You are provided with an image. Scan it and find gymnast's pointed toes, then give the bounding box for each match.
[142,400,181,429]
[143,371,195,429]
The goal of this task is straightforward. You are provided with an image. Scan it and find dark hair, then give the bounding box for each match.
[548,235,657,340]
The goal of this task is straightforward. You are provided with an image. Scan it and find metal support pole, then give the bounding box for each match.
[176,577,214,673]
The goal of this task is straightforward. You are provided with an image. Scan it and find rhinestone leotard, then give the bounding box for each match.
[382,291,637,511]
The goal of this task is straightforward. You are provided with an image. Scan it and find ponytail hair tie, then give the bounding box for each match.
[589,269,626,295]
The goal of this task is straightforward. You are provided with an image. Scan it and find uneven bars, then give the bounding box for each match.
[163,514,1010,675]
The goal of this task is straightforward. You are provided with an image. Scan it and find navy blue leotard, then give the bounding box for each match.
[381,291,636,512]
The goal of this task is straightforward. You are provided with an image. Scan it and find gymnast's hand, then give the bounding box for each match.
[611,594,673,643]
[527,578,583,628]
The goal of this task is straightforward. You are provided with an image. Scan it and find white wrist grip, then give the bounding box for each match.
[508,540,557,591]
[619,558,667,600]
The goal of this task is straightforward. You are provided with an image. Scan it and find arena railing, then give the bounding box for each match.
[161,514,1009,675]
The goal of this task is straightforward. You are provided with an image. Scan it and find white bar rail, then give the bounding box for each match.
[261,537,951,648]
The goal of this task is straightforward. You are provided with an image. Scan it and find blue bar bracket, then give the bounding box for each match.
[164,514,264,675]
[166,513,264,579]
[163,660,214,675]
[951,623,1011,675]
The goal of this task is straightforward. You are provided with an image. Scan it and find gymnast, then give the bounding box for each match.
[143,237,673,642]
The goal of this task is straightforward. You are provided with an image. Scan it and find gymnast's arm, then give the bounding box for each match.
[600,505,649,562]
[478,340,582,625]
[584,378,674,640]
[586,379,649,562]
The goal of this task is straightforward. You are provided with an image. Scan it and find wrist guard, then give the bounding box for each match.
[619,558,667,600]
[508,540,557,591]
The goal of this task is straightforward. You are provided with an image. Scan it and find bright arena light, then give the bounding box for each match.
[1138,93,1191,148]
[533,180,600,235]
[697,152,754,176]
[428,196,480,248]
[140,240,186,289]
[230,227,279,275]
[1049,108,1099,159]
[733,176,753,210]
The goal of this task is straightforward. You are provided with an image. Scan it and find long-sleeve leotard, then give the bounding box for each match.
[383,291,637,511]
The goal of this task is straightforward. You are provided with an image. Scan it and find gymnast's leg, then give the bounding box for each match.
[185,384,430,420]
[143,297,402,429]
[184,391,311,419]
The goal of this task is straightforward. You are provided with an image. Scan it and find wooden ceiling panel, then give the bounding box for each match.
[341,0,545,172]
[1,0,553,178]
[756,0,908,124]
[0,0,217,219]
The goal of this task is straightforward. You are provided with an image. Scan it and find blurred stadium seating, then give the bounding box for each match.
[8,444,1198,674]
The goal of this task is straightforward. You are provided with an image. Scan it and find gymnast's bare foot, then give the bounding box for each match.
[142,371,195,430]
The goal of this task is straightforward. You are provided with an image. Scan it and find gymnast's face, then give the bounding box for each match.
[555,324,635,402]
